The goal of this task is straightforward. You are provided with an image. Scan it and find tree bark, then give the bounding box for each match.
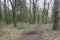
[0,0,2,21]
[9,0,17,27]
[52,0,59,30]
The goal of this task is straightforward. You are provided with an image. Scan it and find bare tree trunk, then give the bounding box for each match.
[32,0,37,24]
[7,0,10,23]
[9,0,17,27]
[52,0,59,30]
[0,0,2,21]
[0,0,3,27]
[29,0,32,24]
[41,0,46,24]
[4,0,7,24]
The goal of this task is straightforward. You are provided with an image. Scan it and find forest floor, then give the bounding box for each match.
[0,23,60,40]
[16,24,60,40]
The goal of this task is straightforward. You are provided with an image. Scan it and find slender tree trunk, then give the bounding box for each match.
[13,0,17,27]
[29,0,32,24]
[41,0,46,24]
[4,0,8,24]
[0,0,3,27]
[7,0,10,23]
[19,0,24,22]
[33,0,36,24]
[45,2,49,23]
[0,0,2,21]
[52,0,59,30]
[9,0,17,27]
[23,0,27,22]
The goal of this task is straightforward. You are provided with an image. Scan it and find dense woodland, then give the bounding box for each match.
[0,0,60,40]
[0,0,59,30]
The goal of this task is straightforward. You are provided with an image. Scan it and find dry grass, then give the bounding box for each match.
[0,23,34,40]
[16,24,60,40]
[41,24,60,40]
[0,25,24,40]
[0,23,60,40]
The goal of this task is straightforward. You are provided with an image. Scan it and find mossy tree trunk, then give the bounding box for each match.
[41,0,46,24]
[52,0,59,30]
[32,0,39,24]
[9,0,17,27]
[0,0,2,21]
[4,0,9,24]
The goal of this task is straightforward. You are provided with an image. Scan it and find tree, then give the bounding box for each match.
[0,0,2,21]
[41,0,46,24]
[32,0,39,24]
[4,0,8,24]
[52,0,59,30]
[18,0,27,22]
[19,0,24,21]
[7,0,11,23]
[29,0,32,23]
[45,0,52,23]
[9,0,17,27]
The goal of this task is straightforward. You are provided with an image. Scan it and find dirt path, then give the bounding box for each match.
[16,24,43,40]
[15,24,60,40]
